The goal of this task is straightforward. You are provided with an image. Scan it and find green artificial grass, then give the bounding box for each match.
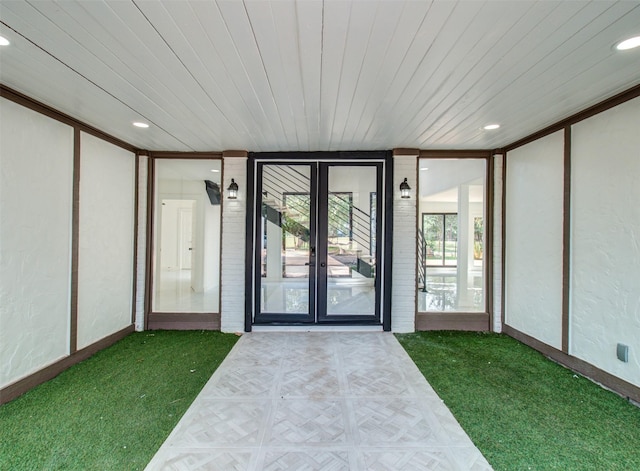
[0,330,238,471]
[397,331,640,470]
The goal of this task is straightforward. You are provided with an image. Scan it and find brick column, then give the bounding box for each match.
[220,151,248,333]
[134,154,148,331]
[391,149,418,332]
[492,153,504,333]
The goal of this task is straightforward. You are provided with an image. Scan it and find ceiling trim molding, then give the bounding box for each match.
[504,83,640,152]
[0,84,139,154]
[419,150,492,159]
[149,151,222,159]
[222,150,249,158]
[393,148,420,157]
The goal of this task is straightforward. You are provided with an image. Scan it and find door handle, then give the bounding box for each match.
[305,262,315,266]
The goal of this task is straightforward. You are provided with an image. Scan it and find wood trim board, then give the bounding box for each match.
[1,325,134,405]
[416,312,490,331]
[503,324,640,404]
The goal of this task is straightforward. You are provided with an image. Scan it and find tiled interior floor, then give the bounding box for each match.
[154,269,219,312]
[145,333,492,470]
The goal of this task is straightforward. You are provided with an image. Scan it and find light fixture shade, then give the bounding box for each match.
[227,178,239,199]
[400,177,411,199]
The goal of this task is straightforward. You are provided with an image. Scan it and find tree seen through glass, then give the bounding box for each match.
[422,213,458,266]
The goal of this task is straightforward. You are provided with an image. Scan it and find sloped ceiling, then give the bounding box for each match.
[1,0,639,152]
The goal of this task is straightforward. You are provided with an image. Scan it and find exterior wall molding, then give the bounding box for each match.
[0,325,134,405]
[504,83,640,152]
[504,325,640,404]
[0,84,138,153]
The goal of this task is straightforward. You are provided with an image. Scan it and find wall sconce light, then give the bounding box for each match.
[400,178,411,199]
[227,178,239,199]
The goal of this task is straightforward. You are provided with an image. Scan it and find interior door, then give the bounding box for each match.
[253,161,382,324]
[178,207,193,270]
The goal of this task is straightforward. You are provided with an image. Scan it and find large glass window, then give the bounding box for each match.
[422,213,458,266]
[417,158,486,312]
[152,159,221,313]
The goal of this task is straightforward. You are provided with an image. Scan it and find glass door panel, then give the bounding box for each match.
[152,159,221,313]
[422,213,458,266]
[318,164,380,320]
[255,163,315,322]
[417,158,486,312]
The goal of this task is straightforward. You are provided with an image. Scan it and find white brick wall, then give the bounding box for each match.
[220,158,247,333]
[391,156,417,333]
[134,155,147,331]
[492,154,503,333]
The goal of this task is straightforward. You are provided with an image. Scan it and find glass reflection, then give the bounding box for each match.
[417,158,486,312]
[152,159,221,313]
[259,164,311,314]
[326,166,377,316]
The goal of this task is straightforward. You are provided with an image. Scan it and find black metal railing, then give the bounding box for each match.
[262,165,372,252]
[261,165,375,277]
[417,228,427,292]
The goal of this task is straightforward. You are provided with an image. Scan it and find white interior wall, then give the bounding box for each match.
[328,166,378,258]
[570,96,640,387]
[328,165,377,214]
[505,131,564,350]
[0,98,74,389]
[203,204,221,292]
[419,202,458,214]
[419,159,486,199]
[77,132,135,349]
[419,202,483,216]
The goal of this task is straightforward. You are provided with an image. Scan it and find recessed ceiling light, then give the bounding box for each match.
[484,124,500,130]
[616,36,640,51]
[210,169,220,173]
[0,36,10,46]
[420,167,429,171]
[133,122,149,128]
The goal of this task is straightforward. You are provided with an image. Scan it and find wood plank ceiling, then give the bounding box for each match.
[1,0,639,152]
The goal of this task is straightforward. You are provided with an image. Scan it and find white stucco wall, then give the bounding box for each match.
[220,157,247,332]
[505,131,564,349]
[570,96,640,387]
[77,132,135,349]
[391,155,417,332]
[0,98,73,388]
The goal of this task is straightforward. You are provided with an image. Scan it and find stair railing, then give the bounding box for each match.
[417,228,427,292]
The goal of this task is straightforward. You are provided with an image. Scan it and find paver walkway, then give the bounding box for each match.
[145,332,492,470]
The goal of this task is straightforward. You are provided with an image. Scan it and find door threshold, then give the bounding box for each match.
[251,325,384,332]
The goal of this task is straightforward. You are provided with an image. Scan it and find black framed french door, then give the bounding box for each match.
[252,160,383,325]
